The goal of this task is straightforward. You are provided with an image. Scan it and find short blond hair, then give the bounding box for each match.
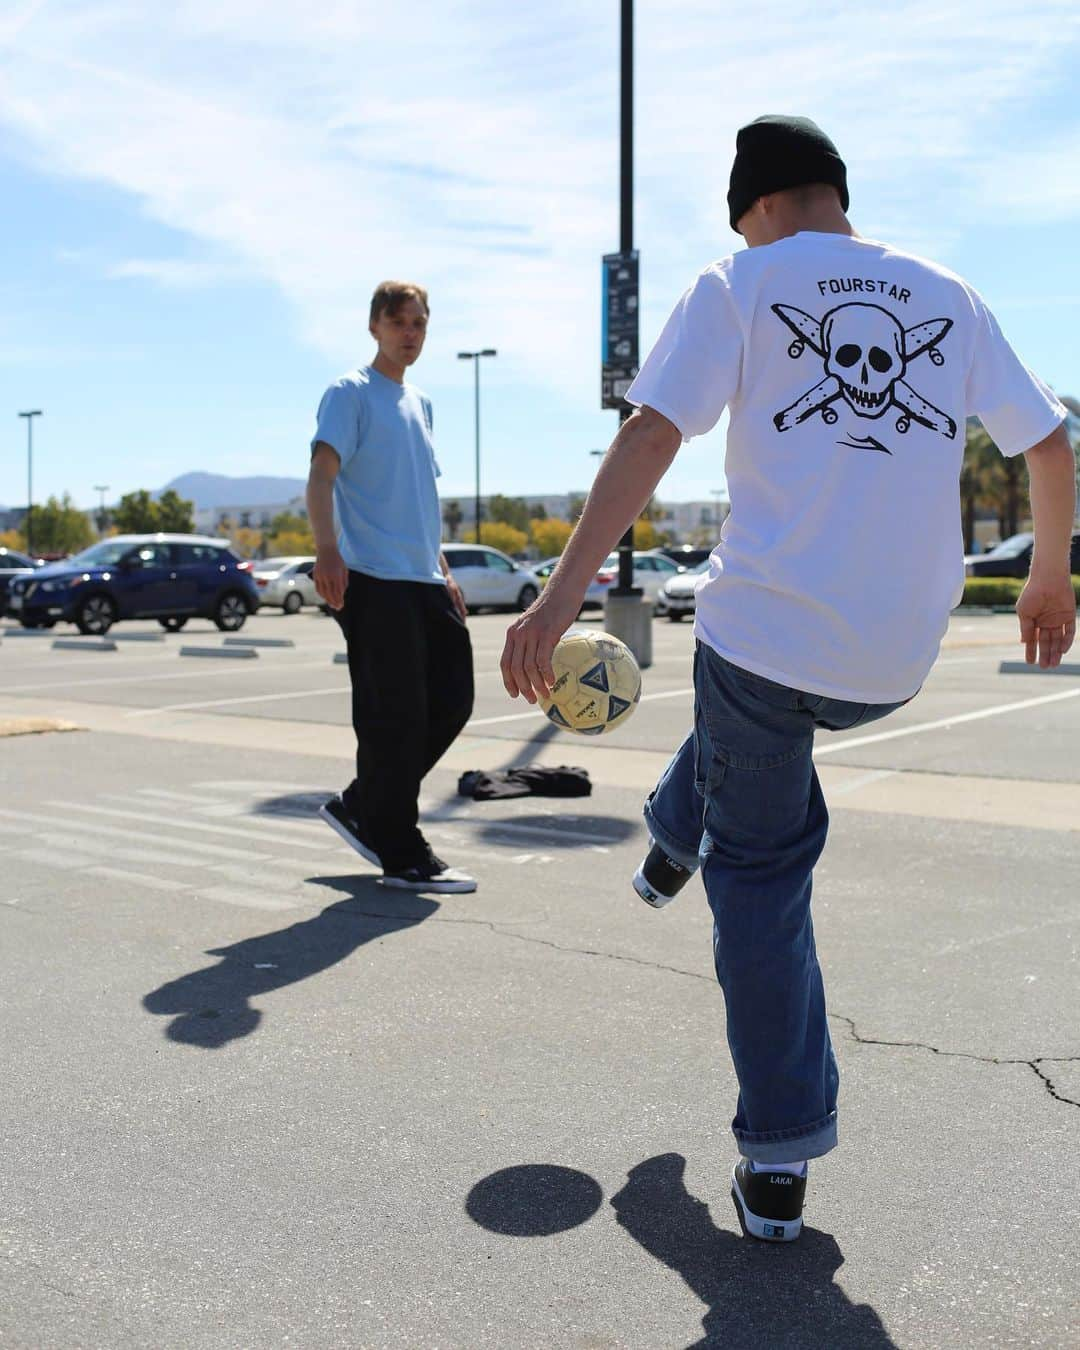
[369,281,429,326]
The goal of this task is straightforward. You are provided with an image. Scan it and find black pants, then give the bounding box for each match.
[336,571,474,869]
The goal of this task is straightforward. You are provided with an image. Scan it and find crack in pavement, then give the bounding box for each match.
[833,1015,1080,1109]
[344,904,1079,1109]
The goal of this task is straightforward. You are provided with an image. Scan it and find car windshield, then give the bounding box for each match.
[985,533,1034,559]
[66,540,139,568]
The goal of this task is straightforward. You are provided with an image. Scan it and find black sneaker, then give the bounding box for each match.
[382,846,476,894]
[318,795,381,868]
[632,841,695,909]
[730,1159,806,1243]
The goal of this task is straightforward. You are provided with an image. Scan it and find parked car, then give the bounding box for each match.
[533,557,614,611]
[0,547,40,615]
[599,549,684,609]
[441,544,541,613]
[252,556,319,612]
[7,534,259,636]
[656,559,710,621]
[964,531,1080,578]
[659,545,714,569]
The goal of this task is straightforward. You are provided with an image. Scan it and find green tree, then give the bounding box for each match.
[28,494,95,555]
[442,500,464,541]
[266,512,314,552]
[461,522,528,554]
[531,517,573,556]
[488,494,531,532]
[113,490,161,533]
[268,511,310,538]
[567,494,586,524]
[156,488,195,532]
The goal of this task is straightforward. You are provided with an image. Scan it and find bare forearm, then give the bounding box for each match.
[1026,426,1076,578]
[552,408,681,594]
[306,466,339,553]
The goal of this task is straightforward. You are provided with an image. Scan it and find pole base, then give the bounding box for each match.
[603,592,653,670]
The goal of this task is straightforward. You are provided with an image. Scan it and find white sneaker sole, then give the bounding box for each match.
[380,873,477,894]
[318,802,381,868]
[632,866,676,909]
[730,1165,803,1243]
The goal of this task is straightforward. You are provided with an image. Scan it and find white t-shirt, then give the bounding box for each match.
[627,232,1066,703]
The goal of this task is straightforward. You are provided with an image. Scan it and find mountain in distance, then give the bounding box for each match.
[158,472,307,510]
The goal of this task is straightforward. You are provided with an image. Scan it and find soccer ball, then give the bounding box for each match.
[539,630,642,735]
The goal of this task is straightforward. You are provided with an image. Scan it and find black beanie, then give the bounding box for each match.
[727,115,849,234]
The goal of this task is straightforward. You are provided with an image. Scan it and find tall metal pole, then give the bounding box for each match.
[19,410,42,556]
[614,0,636,595]
[458,350,497,545]
[474,356,481,545]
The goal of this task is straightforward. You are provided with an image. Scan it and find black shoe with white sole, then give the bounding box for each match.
[382,847,477,894]
[730,1159,806,1243]
[632,841,695,909]
[318,795,382,868]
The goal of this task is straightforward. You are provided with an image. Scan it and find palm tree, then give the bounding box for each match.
[442,500,463,541]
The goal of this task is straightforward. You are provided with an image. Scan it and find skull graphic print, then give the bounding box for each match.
[772,301,957,440]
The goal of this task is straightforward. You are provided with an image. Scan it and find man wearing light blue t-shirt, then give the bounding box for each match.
[307,280,476,894]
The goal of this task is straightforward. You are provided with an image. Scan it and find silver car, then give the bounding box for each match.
[441,544,541,613]
[252,556,319,613]
[656,559,710,622]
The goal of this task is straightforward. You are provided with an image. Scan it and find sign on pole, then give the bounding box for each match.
[601,250,639,409]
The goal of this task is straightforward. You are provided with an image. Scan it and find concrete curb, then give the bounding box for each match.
[179,645,259,660]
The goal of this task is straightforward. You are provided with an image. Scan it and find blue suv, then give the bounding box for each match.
[8,534,259,636]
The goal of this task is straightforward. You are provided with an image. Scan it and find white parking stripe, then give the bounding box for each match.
[0,807,266,863]
[47,799,330,850]
[125,684,350,716]
[815,687,1080,757]
[467,685,694,728]
[196,885,299,913]
[85,866,189,893]
[2,656,336,696]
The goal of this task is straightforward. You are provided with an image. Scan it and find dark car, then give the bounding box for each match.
[964,531,1080,579]
[0,546,40,613]
[7,534,259,636]
[659,545,714,569]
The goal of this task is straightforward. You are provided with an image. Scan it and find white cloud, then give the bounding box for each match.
[0,0,1076,420]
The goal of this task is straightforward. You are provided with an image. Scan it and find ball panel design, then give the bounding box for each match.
[538,629,642,736]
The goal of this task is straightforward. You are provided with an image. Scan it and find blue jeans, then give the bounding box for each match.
[644,643,909,1164]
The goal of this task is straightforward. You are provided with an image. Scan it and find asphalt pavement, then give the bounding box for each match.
[0,606,1077,1348]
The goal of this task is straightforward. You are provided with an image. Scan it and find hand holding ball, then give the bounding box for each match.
[538,630,641,736]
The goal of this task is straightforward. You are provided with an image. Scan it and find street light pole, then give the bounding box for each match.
[94,484,110,534]
[18,410,42,556]
[457,349,497,544]
[613,0,637,596]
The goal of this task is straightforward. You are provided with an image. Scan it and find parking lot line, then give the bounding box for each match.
[46,799,331,850]
[125,684,351,716]
[2,656,338,697]
[816,686,1080,757]
[467,685,695,728]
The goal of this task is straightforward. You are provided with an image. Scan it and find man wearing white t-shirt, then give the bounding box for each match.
[501,116,1076,1242]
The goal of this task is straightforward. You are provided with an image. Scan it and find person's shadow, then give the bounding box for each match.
[142,876,438,1049]
[466,1154,896,1349]
[610,1153,897,1349]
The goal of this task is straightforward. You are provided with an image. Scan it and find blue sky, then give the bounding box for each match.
[0,0,1077,512]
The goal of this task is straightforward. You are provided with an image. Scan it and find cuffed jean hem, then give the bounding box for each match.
[733,1111,838,1164]
[642,793,701,874]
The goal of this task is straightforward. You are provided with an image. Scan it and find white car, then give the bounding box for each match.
[656,559,710,621]
[252,556,319,613]
[600,549,684,609]
[441,544,541,613]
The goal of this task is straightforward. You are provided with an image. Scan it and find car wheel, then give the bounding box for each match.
[75,593,117,636]
[667,612,683,623]
[283,592,303,614]
[213,591,248,632]
[516,584,538,611]
[159,616,188,632]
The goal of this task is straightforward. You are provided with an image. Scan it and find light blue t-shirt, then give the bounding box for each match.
[311,366,445,585]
